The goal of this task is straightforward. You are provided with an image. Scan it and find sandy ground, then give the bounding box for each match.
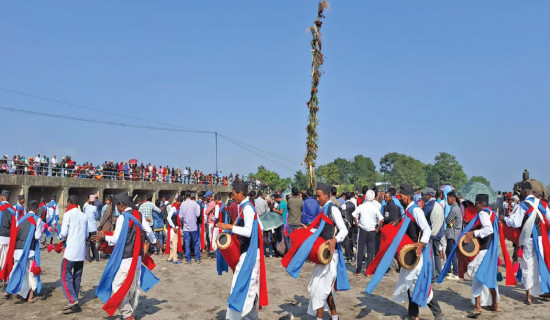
[1,249,549,320]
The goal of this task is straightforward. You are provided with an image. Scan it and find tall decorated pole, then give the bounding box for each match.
[304,1,329,188]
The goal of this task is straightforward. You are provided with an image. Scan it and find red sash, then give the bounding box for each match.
[164,204,183,254]
[0,203,17,281]
[102,209,142,316]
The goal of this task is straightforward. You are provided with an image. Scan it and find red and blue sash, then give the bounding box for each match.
[95,209,159,316]
[216,202,230,275]
[367,204,431,307]
[164,204,182,255]
[522,200,550,292]
[14,203,25,221]
[6,213,41,295]
[0,202,17,281]
[227,201,268,312]
[44,200,59,237]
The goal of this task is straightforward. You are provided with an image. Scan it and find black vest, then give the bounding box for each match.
[122,211,145,259]
[237,217,251,255]
[15,217,37,250]
[521,202,542,236]
[476,210,494,250]
[0,205,13,237]
[319,203,339,241]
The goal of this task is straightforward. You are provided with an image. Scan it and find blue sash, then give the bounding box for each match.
[532,226,550,293]
[217,205,230,275]
[474,211,499,289]
[44,201,59,237]
[96,211,158,302]
[227,202,259,312]
[0,201,15,227]
[6,213,42,295]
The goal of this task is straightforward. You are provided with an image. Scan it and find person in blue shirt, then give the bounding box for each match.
[380,187,404,216]
[302,188,321,225]
[151,200,165,255]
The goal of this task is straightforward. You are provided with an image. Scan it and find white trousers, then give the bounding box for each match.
[112,264,141,318]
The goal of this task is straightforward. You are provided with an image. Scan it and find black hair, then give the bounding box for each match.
[435,190,443,199]
[68,195,79,205]
[185,191,191,198]
[307,188,314,197]
[330,186,338,196]
[447,191,457,199]
[146,193,153,202]
[388,187,397,196]
[249,190,256,198]
[291,187,300,196]
[346,192,354,199]
[214,193,221,201]
[362,185,369,195]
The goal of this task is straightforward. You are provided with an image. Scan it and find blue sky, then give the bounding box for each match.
[1,1,549,190]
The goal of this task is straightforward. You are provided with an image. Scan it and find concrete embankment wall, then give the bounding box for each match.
[0,175,232,213]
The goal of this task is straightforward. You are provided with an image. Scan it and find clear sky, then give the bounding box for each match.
[1,1,549,191]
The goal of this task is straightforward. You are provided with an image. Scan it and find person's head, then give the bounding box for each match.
[330,186,338,197]
[185,191,191,199]
[176,195,183,205]
[105,196,112,205]
[204,190,213,201]
[521,181,533,198]
[346,192,354,200]
[384,191,392,203]
[67,195,78,206]
[88,194,95,204]
[257,191,263,198]
[435,189,444,200]
[387,187,397,197]
[399,184,415,207]
[291,187,300,197]
[274,194,282,203]
[113,193,132,212]
[447,191,458,205]
[362,185,369,195]
[51,194,57,201]
[248,190,256,199]
[28,200,39,212]
[146,193,153,202]
[232,180,248,203]
[214,193,221,203]
[18,195,25,205]
[365,190,375,202]
[475,194,489,212]
[424,188,436,201]
[0,189,9,202]
[306,188,314,198]
[316,183,331,206]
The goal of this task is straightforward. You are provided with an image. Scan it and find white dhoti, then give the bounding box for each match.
[393,255,433,304]
[211,226,220,251]
[307,252,338,316]
[226,249,260,320]
[8,259,37,299]
[0,243,9,270]
[467,249,500,306]
[519,236,543,296]
[111,257,142,318]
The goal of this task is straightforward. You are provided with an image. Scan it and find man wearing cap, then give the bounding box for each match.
[179,191,201,264]
[0,190,17,282]
[352,190,383,275]
[58,195,88,314]
[444,191,462,280]
[391,185,443,320]
[166,195,183,264]
[216,180,268,320]
[504,181,550,304]
[14,195,26,222]
[423,188,444,281]
[92,192,159,320]
[459,194,499,317]
[4,200,44,302]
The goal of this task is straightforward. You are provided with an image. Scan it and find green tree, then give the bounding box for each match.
[468,176,491,186]
[249,166,288,191]
[379,152,426,187]
[350,155,377,190]
[316,162,341,186]
[425,152,467,189]
[293,170,308,190]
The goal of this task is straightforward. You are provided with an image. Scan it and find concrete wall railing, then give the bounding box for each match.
[0,174,232,212]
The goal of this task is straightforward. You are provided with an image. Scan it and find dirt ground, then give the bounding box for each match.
[1,250,549,320]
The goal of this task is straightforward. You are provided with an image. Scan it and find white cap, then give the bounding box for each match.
[366,190,375,201]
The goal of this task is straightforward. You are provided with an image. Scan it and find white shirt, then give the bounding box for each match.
[254,197,269,216]
[232,197,264,238]
[350,197,358,207]
[167,204,178,229]
[104,208,156,270]
[352,201,384,232]
[14,212,43,260]
[321,201,348,243]
[504,195,550,228]
[58,207,88,261]
[474,209,493,239]
[406,203,431,245]
[83,202,98,233]
[46,201,59,226]
[51,157,57,165]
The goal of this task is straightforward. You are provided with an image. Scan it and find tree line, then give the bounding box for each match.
[249,152,491,193]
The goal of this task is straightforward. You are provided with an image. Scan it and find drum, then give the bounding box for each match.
[281,228,333,267]
[366,221,415,275]
[217,232,241,272]
[458,235,480,258]
[98,231,114,254]
[398,244,420,270]
[502,222,520,246]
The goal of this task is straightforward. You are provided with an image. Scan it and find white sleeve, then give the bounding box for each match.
[215,205,220,219]
[351,206,361,219]
[167,207,176,228]
[35,218,44,240]
[504,204,523,228]
[105,216,125,246]
[332,206,348,243]
[474,211,493,238]
[376,210,384,223]
[58,212,69,241]
[414,207,431,244]
[232,205,254,238]
[141,214,157,244]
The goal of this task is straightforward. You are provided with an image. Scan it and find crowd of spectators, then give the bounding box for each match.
[0,154,258,187]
